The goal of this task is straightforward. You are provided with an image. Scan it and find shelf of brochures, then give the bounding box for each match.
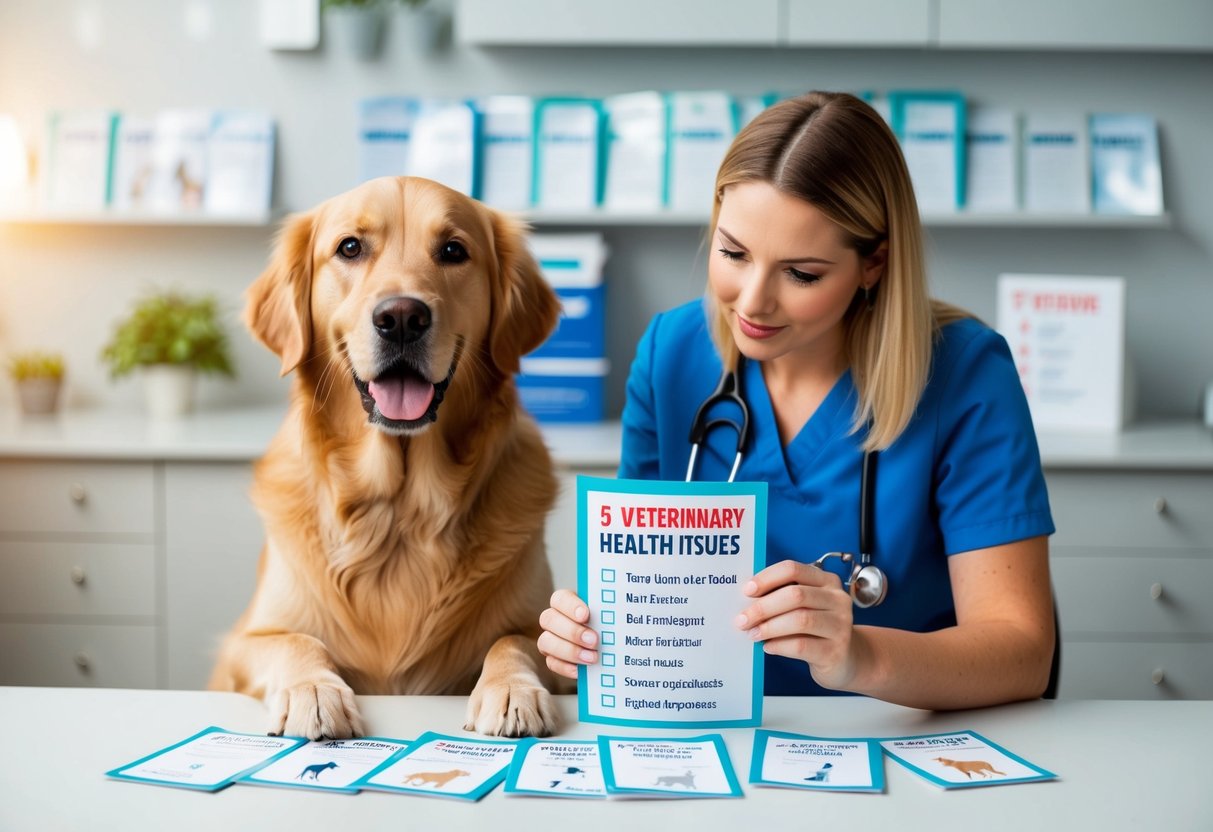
[0,210,277,227]
[521,209,1173,230]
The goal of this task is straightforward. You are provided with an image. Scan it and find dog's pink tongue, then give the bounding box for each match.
[368,376,435,421]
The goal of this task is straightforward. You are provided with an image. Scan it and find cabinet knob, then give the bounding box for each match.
[1153,497,1168,515]
[73,652,92,672]
[1151,668,1166,686]
[68,483,88,505]
[70,566,86,586]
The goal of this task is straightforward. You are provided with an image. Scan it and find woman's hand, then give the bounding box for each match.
[537,589,599,680]
[735,559,861,691]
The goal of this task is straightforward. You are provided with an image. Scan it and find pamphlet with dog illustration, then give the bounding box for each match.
[578,476,767,729]
[748,729,886,792]
[597,734,743,799]
[503,739,606,798]
[881,730,1057,789]
[352,731,516,801]
[238,736,411,793]
[105,727,305,791]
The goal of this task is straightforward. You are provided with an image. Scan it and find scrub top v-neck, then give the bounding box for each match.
[619,299,1055,697]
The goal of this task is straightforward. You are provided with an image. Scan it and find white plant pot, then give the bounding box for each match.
[15,378,63,416]
[327,6,389,60]
[142,365,196,420]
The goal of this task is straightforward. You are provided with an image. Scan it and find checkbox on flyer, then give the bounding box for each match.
[601,589,616,603]
[601,568,616,583]
[602,694,616,708]
[601,610,615,625]
[602,631,615,645]
[602,652,616,667]
[602,674,615,688]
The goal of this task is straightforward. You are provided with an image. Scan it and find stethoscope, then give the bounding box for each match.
[686,358,889,608]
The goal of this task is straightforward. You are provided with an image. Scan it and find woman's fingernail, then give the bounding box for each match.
[749,627,761,640]
[580,649,597,662]
[581,630,597,646]
[575,606,588,622]
[743,581,757,595]
[734,614,748,628]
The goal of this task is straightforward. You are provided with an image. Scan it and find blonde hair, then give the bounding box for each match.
[707,91,968,451]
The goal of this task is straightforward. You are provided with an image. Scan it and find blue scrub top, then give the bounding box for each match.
[619,299,1055,696]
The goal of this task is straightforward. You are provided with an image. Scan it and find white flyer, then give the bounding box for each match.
[353,731,516,801]
[105,726,304,791]
[1023,112,1090,214]
[997,273,1126,432]
[598,734,742,799]
[881,730,1057,789]
[503,739,606,799]
[893,92,964,214]
[965,106,1019,213]
[748,729,885,792]
[238,736,410,793]
[577,476,766,728]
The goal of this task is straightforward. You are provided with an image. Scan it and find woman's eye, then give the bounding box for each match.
[717,247,745,261]
[439,240,469,264]
[786,267,824,284]
[338,237,362,259]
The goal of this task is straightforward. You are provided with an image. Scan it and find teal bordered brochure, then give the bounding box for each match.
[881,730,1057,789]
[105,726,305,791]
[889,90,966,213]
[598,734,742,799]
[352,731,516,801]
[238,736,411,793]
[749,729,885,792]
[577,476,767,729]
[503,738,606,799]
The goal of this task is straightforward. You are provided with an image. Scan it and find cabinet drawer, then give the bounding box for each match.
[0,461,155,535]
[1046,471,1213,549]
[0,540,156,617]
[1059,641,1213,700]
[0,622,157,688]
[1052,553,1213,635]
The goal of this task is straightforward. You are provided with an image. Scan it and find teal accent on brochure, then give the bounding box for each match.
[748,729,885,793]
[531,97,605,209]
[503,738,606,799]
[577,476,766,729]
[880,730,1058,789]
[598,734,743,799]
[105,726,306,792]
[351,731,516,801]
[238,736,412,794]
[889,91,967,211]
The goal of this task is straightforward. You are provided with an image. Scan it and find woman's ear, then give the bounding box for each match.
[487,210,560,375]
[862,240,889,288]
[244,211,314,376]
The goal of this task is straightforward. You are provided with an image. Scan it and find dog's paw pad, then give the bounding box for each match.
[467,682,558,738]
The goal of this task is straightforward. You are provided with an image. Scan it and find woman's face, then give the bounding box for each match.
[709,181,884,368]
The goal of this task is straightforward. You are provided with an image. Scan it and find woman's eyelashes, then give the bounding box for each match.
[717,247,824,284]
[717,246,745,262]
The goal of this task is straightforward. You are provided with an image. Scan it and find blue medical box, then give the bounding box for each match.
[517,358,609,423]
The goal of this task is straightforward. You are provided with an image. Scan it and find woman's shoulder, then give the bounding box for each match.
[646,298,712,345]
[931,316,1013,385]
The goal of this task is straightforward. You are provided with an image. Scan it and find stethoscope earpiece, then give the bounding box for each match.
[812,552,888,609]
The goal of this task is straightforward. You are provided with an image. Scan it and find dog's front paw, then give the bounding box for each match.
[464,678,558,738]
[268,680,366,740]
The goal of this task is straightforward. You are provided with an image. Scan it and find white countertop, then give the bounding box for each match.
[1,406,1210,470]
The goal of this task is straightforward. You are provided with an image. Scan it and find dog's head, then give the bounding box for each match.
[246,177,559,436]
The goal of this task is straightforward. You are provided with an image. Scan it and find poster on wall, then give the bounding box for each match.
[996,274,1127,433]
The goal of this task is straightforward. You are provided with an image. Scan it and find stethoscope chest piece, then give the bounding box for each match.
[813,552,888,609]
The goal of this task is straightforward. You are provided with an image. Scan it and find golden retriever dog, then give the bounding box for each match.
[209,176,562,740]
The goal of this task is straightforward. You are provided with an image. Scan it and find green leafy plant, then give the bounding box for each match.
[6,350,65,382]
[100,292,235,380]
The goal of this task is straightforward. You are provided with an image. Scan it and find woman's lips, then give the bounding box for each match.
[737,315,784,340]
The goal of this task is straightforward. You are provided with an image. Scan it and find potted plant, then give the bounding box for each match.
[6,350,65,416]
[100,291,235,419]
[323,0,428,60]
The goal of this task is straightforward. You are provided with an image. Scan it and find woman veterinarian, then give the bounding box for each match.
[537,91,1057,709]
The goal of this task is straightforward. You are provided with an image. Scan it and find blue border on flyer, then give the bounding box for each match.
[748,729,886,793]
[880,729,1058,788]
[349,731,516,801]
[105,726,306,792]
[577,475,767,729]
[237,736,412,794]
[503,738,605,799]
[598,734,743,798]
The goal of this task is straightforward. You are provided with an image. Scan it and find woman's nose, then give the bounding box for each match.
[736,266,778,316]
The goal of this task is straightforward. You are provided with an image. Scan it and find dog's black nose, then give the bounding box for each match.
[373,296,431,345]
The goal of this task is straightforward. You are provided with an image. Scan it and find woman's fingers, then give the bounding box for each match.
[537,589,598,676]
[550,588,590,623]
[743,559,838,598]
[735,582,841,632]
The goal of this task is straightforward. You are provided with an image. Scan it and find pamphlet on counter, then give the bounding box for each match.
[577,476,767,728]
[881,730,1057,789]
[106,727,304,791]
[598,734,742,799]
[240,736,411,793]
[749,729,885,792]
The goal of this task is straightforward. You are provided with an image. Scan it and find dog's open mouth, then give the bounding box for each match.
[353,359,452,432]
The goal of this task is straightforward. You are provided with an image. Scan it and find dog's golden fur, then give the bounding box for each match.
[209,177,563,740]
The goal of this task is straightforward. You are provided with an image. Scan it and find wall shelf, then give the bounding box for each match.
[0,211,276,228]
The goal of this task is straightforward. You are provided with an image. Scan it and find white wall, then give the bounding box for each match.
[1,0,1210,419]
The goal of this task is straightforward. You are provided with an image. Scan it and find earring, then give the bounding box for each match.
[863,285,876,311]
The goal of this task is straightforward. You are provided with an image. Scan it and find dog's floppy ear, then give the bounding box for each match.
[487,210,560,375]
[245,211,314,376]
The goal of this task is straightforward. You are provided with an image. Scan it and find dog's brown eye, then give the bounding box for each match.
[438,241,469,264]
[338,237,362,259]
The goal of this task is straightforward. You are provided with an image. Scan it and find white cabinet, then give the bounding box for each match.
[784,0,932,47]
[937,0,1213,52]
